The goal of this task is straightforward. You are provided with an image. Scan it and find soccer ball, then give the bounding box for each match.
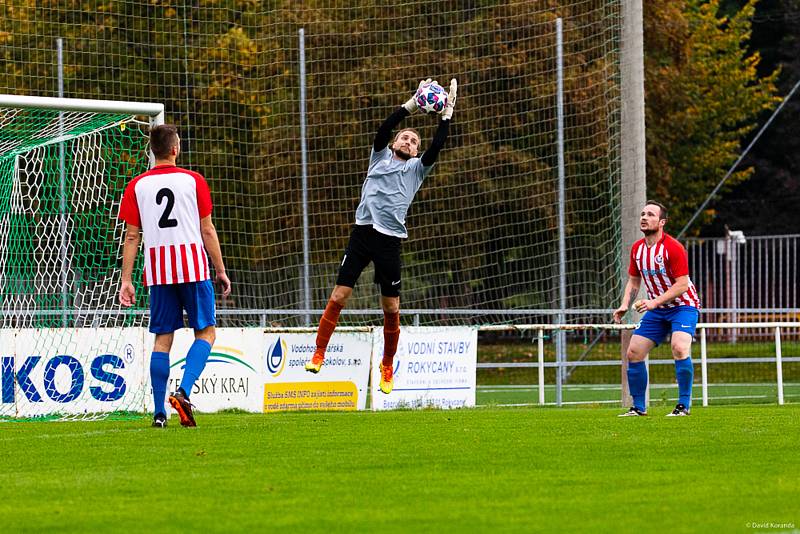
[415,81,448,114]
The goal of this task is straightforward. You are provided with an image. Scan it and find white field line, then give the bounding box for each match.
[0,422,247,441]
[478,383,800,392]
[492,393,800,408]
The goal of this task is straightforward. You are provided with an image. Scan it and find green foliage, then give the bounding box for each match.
[644,0,778,235]
[0,1,625,314]
[0,1,785,314]
[702,0,800,235]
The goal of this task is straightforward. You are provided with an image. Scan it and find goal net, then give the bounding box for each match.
[0,98,158,419]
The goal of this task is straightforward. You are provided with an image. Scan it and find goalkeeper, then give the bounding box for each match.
[305,78,458,394]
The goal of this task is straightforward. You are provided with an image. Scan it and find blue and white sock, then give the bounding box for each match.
[627,361,648,412]
[179,339,212,398]
[674,357,694,407]
[150,351,170,417]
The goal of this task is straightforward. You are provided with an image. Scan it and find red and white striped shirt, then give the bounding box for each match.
[628,233,701,308]
[118,165,213,287]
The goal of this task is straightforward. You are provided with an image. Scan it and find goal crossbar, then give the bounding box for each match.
[0,94,164,125]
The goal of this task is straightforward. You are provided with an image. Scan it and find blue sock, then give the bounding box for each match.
[627,361,648,412]
[179,339,212,398]
[150,352,170,417]
[675,357,694,407]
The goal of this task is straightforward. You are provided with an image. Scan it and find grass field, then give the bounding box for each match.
[1,405,798,532]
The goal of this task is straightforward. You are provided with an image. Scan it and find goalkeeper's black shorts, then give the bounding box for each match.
[336,224,402,297]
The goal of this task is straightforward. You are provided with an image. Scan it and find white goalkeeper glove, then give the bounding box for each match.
[402,78,432,114]
[442,78,457,120]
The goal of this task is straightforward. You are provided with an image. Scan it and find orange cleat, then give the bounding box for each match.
[168,389,197,427]
[379,363,394,394]
[304,349,325,373]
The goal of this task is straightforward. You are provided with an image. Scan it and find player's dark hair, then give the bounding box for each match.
[150,124,179,159]
[645,200,668,220]
[393,128,420,144]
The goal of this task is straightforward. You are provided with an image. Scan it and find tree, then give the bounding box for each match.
[704,0,800,235]
[644,0,778,235]
[0,1,677,317]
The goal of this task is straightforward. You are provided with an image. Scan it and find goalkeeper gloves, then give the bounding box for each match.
[402,78,432,114]
[442,78,457,120]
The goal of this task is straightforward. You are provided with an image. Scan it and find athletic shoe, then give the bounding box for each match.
[618,407,648,417]
[379,363,394,394]
[152,413,167,428]
[305,349,325,373]
[168,389,197,427]
[666,403,690,417]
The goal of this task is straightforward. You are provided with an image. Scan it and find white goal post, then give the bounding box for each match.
[0,94,164,125]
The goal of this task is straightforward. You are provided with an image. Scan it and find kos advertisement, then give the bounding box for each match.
[0,328,146,418]
[162,328,264,414]
[1,326,476,417]
[262,332,372,412]
[370,326,477,411]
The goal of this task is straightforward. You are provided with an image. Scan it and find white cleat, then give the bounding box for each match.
[618,407,648,417]
[666,403,690,417]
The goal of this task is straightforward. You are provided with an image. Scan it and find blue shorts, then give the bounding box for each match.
[149,280,216,334]
[634,306,699,346]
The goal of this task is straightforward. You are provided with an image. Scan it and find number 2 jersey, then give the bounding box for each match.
[118,164,212,287]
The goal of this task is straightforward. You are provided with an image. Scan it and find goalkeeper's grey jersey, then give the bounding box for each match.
[354,146,434,238]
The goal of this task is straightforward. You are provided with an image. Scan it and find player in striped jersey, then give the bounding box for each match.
[118,124,231,427]
[304,78,458,395]
[613,200,700,417]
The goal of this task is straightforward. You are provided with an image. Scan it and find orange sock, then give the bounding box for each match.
[316,299,344,354]
[382,311,400,367]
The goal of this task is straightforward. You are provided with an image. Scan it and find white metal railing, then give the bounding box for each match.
[686,235,800,340]
[477,322,799,407]
[259,321,797,407]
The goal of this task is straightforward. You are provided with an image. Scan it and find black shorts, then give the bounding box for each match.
[336,225,402,297]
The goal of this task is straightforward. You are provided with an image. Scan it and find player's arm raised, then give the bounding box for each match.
[421,78,457,167]
[372,78,432,152]
[613,275,642,324]
[119,223,141,307]
[200,216,232,297]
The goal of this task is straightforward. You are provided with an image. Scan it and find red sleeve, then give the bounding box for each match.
[118,181,141,227]
[666,239,689,278]
[627,243,639,277]
[195,174,213,218]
